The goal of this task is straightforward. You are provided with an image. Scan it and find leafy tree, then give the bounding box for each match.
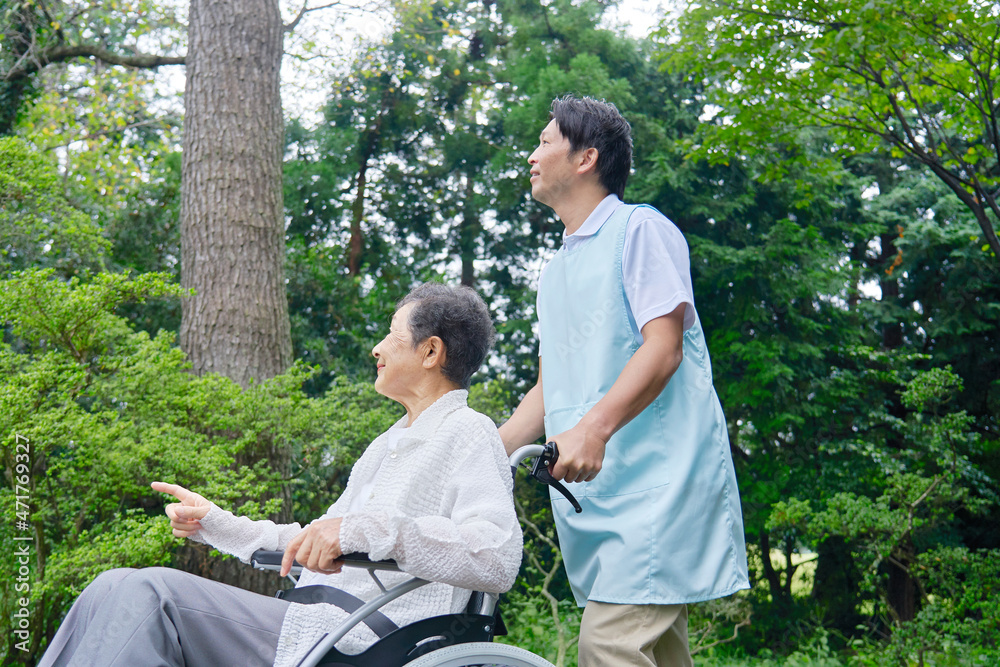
[0,137,108,277]
[2,0,353,594]
[665,0,1000,261]
[769,363,1000,662]
[1,2,185,84]
[0,0,349,388]
[281,0,650,392]
[649,0,1000,644]
[104,150,184,337]
[1,1,185,229]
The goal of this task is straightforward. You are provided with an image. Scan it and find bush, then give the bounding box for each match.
[0,269,367,663]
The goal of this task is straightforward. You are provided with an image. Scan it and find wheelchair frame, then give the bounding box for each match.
[251,443,561,667]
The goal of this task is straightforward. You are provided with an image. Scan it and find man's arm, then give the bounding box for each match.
[549,304,686,484]
[498,362,546,456]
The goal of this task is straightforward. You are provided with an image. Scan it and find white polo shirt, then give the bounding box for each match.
[540,194,696,343]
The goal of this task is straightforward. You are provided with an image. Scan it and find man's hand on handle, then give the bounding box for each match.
[547,422,607,484]
[281,518,344,577]
[151,482,211,538]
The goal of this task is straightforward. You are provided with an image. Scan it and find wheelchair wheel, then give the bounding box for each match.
[405,642,556,667]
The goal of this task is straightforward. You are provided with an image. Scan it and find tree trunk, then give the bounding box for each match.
[759,531,785,604]
[458,173,480,287]
[347,80,394,276]
[812,536,862,634]
[0,5,43,135]
[178,0,291,595]
[878,227,903,351]
[871,167,921,625]
[180,0,291,388]
[888,539,919,623]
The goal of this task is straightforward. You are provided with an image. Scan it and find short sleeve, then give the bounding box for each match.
[621,208,697,336]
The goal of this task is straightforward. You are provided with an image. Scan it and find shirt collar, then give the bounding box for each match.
[389,389,469,445]
[562,195,623,249]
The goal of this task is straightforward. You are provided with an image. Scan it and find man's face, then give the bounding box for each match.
[527,119,577,207]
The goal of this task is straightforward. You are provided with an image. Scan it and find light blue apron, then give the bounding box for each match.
[538,204,749,605]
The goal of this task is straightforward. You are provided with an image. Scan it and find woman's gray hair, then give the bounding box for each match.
[397,283,495,389]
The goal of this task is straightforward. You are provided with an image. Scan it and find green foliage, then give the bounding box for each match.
[0,269,184,362]
[896,547,1000,658]
[0,138,109,276]
[764,363,997,662]
[103,149,183,337]
[5,0,185,202]
[688,594,754,657]
[496,588,582,667]
[284,0,659,391]
[284,239,409,392]
[0,268,386,662]
[663,0,1000,259]
[287,377,401,523]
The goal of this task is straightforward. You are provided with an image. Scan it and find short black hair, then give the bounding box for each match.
[549,95,632,199]
[397,283,495,389]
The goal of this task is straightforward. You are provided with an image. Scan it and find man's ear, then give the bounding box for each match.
[575,147,599,176]
[421,336,446,370]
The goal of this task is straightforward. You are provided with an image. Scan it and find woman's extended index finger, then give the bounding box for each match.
[150,481,188,501]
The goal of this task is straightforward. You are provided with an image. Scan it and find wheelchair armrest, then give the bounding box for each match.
[339,552,401,571]
[251,549,298,573]
[250,550,400,574]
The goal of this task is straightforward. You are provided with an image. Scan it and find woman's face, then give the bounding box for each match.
[371,302,426,402]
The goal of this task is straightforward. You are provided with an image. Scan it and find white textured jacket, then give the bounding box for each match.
[192,390,523,666]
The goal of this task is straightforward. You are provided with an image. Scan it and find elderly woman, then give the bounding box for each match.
[39,283,522,667]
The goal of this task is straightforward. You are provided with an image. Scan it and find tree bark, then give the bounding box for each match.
[887,539,919,623]
[180,0,291,388]
[812,536,862,633]
[458,172,480,287]
[759,531,785,604]
[178,0,292,595]
[347,80,394,276]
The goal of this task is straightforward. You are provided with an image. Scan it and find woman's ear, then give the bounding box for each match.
[421,336,446,370]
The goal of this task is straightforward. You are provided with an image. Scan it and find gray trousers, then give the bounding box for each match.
[38,567,290,667]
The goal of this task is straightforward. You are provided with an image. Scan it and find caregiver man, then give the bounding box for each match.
[498,95,749,667]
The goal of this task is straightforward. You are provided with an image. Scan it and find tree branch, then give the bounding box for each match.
[36,0,67,45]
[284,2,342,33]
[3,44,185,82]
[719,2,853,32]
[692,613,752,655]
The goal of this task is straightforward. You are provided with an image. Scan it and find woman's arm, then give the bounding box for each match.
[152,481,303,564]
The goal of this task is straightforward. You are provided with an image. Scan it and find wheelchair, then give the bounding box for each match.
[250,443,581,667]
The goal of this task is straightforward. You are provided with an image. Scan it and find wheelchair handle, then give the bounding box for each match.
[530,442,583,513]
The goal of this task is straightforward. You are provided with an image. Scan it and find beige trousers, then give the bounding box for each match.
[578,601,694,667]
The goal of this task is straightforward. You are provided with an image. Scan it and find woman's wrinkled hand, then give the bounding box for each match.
[151,481,212,539]
[281,518,344,577]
